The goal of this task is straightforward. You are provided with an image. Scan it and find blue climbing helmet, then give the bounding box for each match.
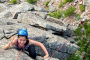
[17,29,28,37]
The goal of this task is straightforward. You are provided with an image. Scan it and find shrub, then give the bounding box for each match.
[64,6,75,17]
[27,0,37,4]
[58,1,63,8]
[74,20,90,60]
[64,0,74,3]
[68,54,81,60]
[74,37,80,41]
[58,0,73,8]
[77,38,87,52]
[44,1,50,7]
[86,25,90,39]
[84,53,90,60]
[80,5,85,12]
[49,10,63,19]
[9,0,17,4]
[87,45,90,53]
[76,14,81,20]
[74,26,83,37]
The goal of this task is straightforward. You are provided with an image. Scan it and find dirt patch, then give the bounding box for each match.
[64,14,76,24]
[84,6,90,19]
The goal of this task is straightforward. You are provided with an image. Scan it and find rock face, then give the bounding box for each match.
[0,20,79,60]
[46,16,65,26]
[0,2,79,60]
[0,4,6,12]
[84,0,90,5]
[48,5,56,12]
[18,11,66,32]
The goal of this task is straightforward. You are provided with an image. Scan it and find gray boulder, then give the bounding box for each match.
[0,10,12,18]
[0,18,17,25]
[0,0,5,3]
[64,29,74,37]
[84,0,90,5]
[0,4,6,13]
[0,3,14,18]
[5,2,34,18]
[31,11,48,20]
[18,11,67,32]
[0,2,12,13]
[46,16,65,26]
[0,28,4,40]
[9,2,48,18]
[49,5,56,12]
[2,25,27,39]
[68,38,75,44]
[33,5,49,12]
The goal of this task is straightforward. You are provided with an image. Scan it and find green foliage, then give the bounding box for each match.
[83,20,88,29]
[74,37,80,41]
[58,0,73,8]
[86,27,90,38]
[87,45,90,53]
[64,0,74,3]
[49,7,76,19]
[49,10,63,19]
[27,0,37,4]
[64,6,75,17]
[74,24,84,37]
[76,14,81,20]
[78,51,82,55]
[58,1,64,8]
[44,1,50,7]
[83,53,90,60]
[68,54,81,60]
[9,0,17,4]
[77,38,87,52]
[82,20,90,38]
[74,20,90,60]
[80,5,85,12]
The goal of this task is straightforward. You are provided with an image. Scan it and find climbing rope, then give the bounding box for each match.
[48,34,73,60]
[48,40,68,60]
[16,49,23,60]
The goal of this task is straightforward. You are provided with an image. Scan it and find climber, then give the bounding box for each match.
[80,19,85,25]
[3,29,49,59]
